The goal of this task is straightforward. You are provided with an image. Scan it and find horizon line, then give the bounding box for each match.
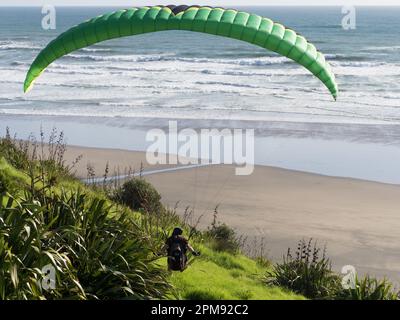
[1,4,400,6]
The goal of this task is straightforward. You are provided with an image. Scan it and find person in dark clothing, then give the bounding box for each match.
[163,227,200,271]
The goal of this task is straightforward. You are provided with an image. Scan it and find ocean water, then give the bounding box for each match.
[1,6,400,123]
[1,6,400,183]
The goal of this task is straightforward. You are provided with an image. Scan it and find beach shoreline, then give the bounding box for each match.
[63,144,400,284]
[3,113,400,184]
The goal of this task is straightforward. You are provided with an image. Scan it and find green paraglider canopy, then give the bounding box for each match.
[24,5,338,100]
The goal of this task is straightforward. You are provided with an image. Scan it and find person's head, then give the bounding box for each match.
[172,227,183,237]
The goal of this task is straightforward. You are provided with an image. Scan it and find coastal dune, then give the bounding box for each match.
[65,145,400,283]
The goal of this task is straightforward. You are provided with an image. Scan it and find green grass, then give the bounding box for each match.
[1,153,305,300]
[0,157,29,184]
[0,157,30,204]
[167,245,304,300]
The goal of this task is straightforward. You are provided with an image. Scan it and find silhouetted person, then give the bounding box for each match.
[163,227,200,271]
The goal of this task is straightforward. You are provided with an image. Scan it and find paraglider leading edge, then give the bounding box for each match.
[24,5,338,100]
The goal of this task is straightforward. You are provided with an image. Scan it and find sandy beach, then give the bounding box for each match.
[65,145,400,283]
[64,144,185,178]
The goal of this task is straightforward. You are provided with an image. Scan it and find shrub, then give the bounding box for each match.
[0,131,29,171]
[0,193,84,299]
[114,178,163,213]
[0,189,171,300]
[0,127,81,182]
[338,275,399,300]
[206,222,241,254]
[205,208,241,254]
[265,239,341,299]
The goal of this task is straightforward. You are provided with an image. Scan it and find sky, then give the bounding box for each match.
[0,0,399,6]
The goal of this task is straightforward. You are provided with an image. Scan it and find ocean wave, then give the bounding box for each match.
[35,81,132,90]
[98,101,147,108]
[195,81,261,89]
[10,61,27,66]
[80,47,113,53]
[331,61,388,67]
[339,95,400,109]
[325,54,344,59]
[61,51,384,72]
[362,45,400,52]
[272,93,296,100]
[325,54,372,62]
[236,57,290,66]
[3,103,393,124]
[45,63,302,79]
[2,99,400,125]
[372,91,400,100]
[67,53,173,63]
[0,40,40,50]
[45,68,102,76]
[66,53,291,67]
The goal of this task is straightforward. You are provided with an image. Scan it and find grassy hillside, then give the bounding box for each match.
[0,133,304,300]
[3,132,397,300]
[168,245,303,300]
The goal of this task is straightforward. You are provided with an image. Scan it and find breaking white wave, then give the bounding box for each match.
[67,52,291,66]
[362,45,400,52]
[80,47,113,53]
[0,40,41,50]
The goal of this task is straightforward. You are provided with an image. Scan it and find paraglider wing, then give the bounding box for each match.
[24,5,338,99]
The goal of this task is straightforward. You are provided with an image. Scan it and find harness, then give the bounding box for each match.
[168,236,187,271]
